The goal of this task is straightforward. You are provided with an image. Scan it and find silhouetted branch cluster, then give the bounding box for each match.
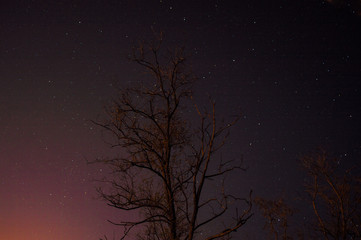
[95,37,252,240]
[255,197,293,240]
[302,150,361,240]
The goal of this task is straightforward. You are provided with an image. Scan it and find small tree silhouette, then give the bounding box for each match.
[94,35,252,240]
[255,197,294,240]
[301,150,361,239]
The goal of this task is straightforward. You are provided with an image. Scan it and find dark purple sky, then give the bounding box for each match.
[1,0,361,239]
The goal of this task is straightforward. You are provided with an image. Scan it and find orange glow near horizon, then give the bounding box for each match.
[1,212,76,240]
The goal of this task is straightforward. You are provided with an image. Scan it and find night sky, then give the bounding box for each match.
[1,0,361,239]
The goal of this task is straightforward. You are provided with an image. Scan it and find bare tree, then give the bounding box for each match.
[301,150,361,240]
[255,197,294,240]
[93,36,252,240]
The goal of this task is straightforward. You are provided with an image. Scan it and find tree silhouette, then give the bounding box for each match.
[255,197,293,240]
[301,150,361,239]
[94,36,252,240]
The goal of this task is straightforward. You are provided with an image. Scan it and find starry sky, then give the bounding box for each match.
[1,0,361,239]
